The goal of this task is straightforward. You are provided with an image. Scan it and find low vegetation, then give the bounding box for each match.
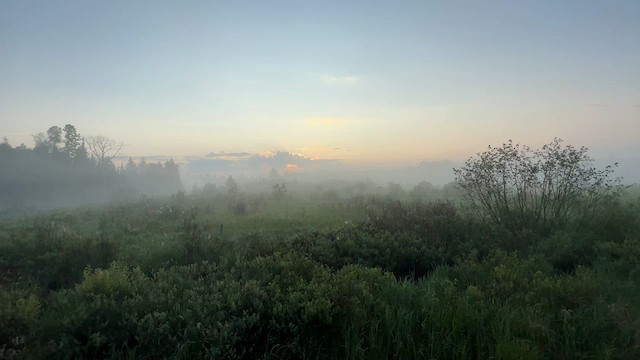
[1,139,639,359]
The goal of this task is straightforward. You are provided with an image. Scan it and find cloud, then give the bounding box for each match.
[296,147,352,155]
[296,147,343,153]
[305,118,348,127]
[246,151,339,168]
[323,75,360,85]
[207,151,251,158]
[186,151,342,176]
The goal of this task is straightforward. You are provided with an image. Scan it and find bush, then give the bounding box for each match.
[0,220,117,291]
[454,138,621,234]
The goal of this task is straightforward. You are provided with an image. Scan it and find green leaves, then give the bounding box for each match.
[2,190,640,359]
[454,138,622,234]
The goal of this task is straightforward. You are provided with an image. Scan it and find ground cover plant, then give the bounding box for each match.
[1,140,639,359]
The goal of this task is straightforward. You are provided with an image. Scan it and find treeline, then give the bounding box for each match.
[0,125,182,210]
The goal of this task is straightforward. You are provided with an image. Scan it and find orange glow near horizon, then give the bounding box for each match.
[285,163,301,172]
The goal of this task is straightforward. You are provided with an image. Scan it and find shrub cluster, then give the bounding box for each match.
[1,187,639,359]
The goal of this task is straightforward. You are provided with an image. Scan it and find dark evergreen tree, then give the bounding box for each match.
[63,124,82,159]
[0,125,183,210]
[47,126,63,153]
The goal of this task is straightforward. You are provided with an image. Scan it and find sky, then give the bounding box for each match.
[1,0,639,167]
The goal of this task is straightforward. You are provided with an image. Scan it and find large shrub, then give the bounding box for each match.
[454,138,621,233]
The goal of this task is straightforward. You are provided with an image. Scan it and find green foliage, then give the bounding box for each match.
[0,218,118,290]
[1,190,640,359]
[0,290,42,358]
[454,138,622,234]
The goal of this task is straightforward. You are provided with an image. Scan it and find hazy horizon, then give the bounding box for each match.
[2,1,639,167]
[3,2,640,356]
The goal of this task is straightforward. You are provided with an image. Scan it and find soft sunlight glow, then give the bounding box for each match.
[285,163,301,172]
[304,118,349,127]
[1,1,638,174]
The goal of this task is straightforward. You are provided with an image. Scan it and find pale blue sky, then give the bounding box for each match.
[1,0,639,164]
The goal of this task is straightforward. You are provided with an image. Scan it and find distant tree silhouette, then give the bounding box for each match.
[74,140,90,163]
[0,125,183,210]
[0,137,10,152]
[32,132,49,154]
[63,124,82,159]
[410,181,434,200]
[226,175,239,196]
[46,126,62,152]
[272,183,287,201]
[86,135,123,163]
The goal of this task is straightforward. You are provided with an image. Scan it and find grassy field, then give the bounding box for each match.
[1,189,640,359]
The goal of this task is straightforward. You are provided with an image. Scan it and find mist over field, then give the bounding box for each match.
[1,1,640,359]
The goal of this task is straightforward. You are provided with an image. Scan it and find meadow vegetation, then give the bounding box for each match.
[1,140,639,359]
